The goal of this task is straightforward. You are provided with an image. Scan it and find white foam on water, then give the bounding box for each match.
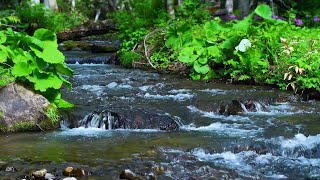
[139,85,153,91]
[107,82,133,89]
[107,82,118,88]
[143,93,195,101]
[118,84,133,89]
[57,127,162,137]
[187,106,251,122]
[191,148,320,179]
[168,89,191,93]
[200,89,227,94]
[246,103,306,116]
[119,96,135,101]
[55,127,112,137]
[265,174,288,179]
[192,148,254,171]
[181,122,261,137]
[114,128,161,133]
[79,85,105,96]
[281,133,320,150]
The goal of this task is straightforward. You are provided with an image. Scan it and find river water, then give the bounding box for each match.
[0,52,320,179]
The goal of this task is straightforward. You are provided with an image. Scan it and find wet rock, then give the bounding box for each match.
[63,167,89,177]
[32,169,47,178]
[44,173,55,180]
[218,100,244,115]
[5,166,17,172]
[0,83,51,132]
[63,167,74,176]
[62,178,77,180]
[78,109,182,131]
[119,169,137,180]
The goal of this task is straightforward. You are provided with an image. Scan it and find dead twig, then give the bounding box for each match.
[36,123,45,132]
[143,29,162,69]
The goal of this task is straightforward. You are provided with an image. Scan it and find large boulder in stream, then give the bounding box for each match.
[0,83,58,132]
[77,109,182,131]
[218,100,269,115]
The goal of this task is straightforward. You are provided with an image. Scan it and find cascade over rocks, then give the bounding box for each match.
[218,99,270,115]
[57,20,117,42]
[77,109,182,131]
[0,83,52,132]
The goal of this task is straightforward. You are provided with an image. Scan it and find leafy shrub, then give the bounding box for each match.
[15,2,86,33]
[168,4,320,93]
[0,17,73,108]
[119,51,142,68]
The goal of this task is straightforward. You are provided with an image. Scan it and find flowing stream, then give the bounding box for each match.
[0,52,320,179]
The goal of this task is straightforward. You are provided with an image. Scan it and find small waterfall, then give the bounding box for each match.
[78,111,121,130]
[253,101,264,112]
[239,102,248,113]
[106,112,113,130]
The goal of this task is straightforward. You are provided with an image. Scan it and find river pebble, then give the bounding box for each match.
[119,169,137,179]
[32,169,47,178]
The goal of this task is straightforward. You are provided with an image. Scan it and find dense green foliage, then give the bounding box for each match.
[115,2,320,94]
[0,17,73,108]
[1,2,87,33]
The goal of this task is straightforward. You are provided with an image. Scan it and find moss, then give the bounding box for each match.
[63,40,78,50]
[62,40,91,51]
[45,104,60,124]
[0,104,61,133]
[0,110,3,119]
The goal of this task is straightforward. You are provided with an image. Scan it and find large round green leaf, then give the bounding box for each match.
[194,61,210,74]
[27,71,63,92]
[255,4,272,20]
[11,62,32,77]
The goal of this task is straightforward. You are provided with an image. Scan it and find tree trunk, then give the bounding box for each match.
[238,0,250,18]
[94,9,101,22]
[225,0,233,13]
[71,0,75,11]
[177,0,183,6]
[31,0,40,4]
[44,0,58,10]
[167,0,175,19]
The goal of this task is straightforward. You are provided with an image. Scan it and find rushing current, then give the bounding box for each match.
[0,52,319,179]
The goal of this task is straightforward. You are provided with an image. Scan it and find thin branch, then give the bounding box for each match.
[143,29,162,69]
[36,123,45,132]
[1,24,18,28]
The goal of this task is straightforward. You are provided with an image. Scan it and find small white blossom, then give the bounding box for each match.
[235,39,251,52]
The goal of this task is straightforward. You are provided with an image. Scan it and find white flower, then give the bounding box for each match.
[235,39,251,52]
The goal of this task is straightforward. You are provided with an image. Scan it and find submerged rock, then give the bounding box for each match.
[5,166,17,172]
[78,109,182,131]
[32,169,47,178]
[119,169,137,180]
[63,167,89,177]
[218,100,269,115]
[0,83,56,132]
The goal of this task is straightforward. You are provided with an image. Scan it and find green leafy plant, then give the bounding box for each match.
[119,51,142,68]
[0,18,73,108]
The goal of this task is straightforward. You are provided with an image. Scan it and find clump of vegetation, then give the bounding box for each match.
[119,51,142,68]
[12,2,86,33]
[114,1,320,95]
[0,16,73,108]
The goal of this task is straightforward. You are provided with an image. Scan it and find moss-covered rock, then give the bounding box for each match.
[0,83,61,132]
